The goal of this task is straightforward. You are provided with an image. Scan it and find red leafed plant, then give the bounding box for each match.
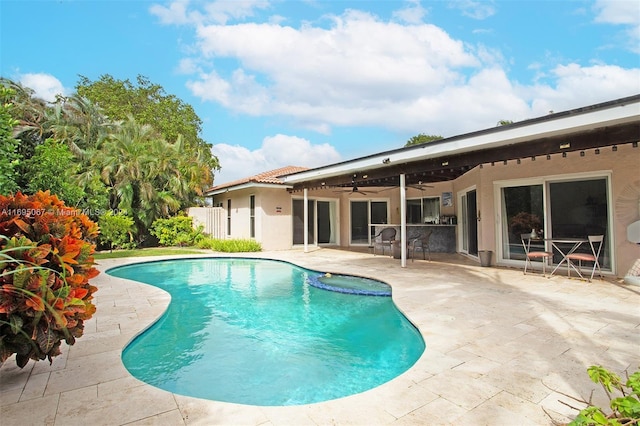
[0,191,99,368]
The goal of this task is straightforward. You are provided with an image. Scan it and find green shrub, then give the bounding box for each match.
[196,237,261,252]
[98,211,135,251]
[564,365,640,426]
[150,215,202,247]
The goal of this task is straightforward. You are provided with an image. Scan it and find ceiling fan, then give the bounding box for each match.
[332,176,378,195]
[333,184,377,196]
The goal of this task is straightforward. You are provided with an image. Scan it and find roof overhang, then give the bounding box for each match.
[282,95,640,190]
[206,182,293,196]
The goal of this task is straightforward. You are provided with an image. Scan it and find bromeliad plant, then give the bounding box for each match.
[0,191,99,368]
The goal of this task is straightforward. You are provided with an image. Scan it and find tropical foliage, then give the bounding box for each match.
[0,75,219,245]
[150,216,203,247]
[0,191,99,367]
[559,365,640,426]
[25,139,84,206]
[0,86,20,194]
[196,237,262,252]
[98,211,135,251]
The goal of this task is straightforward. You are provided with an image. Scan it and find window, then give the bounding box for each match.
[249,195,255,238]
[406,197,440,224]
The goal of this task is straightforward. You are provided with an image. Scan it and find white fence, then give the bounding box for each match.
[187,207,225,239]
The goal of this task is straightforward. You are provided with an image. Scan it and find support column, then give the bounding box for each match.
[400,173,407,267]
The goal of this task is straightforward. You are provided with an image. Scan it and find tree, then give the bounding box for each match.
[0,86,20,195]
[94,116,183,242]
[405,133,443,147]
[24,138,84,206]
[76,74,219,203]
[0,78,49,179]
[497,120,513,126]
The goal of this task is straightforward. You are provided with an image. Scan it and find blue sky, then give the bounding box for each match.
[2,0,639,184]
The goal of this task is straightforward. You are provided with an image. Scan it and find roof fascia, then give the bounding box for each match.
[206,182,292,196]
[282,96,639,184]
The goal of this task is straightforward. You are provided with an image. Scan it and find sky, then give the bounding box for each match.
[1,0,639,185]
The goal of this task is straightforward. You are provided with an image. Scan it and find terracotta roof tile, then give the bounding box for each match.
[207,166,309,192]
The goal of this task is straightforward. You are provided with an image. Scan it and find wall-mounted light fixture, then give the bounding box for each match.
[546,154,551,160]
[531,156,536,161]
[562,152,567,158]
[595,148,600,155]
[382,158,391,164]
[580,151,585,157]
[503,160,507,165]
[633,142,638,148]
[612,145,618,152]
[516,159,521,164]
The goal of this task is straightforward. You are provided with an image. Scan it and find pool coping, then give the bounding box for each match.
[1,249,639,425]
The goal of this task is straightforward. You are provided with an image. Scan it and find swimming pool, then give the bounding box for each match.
[109,258,425,406]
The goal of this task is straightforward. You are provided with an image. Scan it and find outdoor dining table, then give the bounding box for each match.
[544,238,589,278]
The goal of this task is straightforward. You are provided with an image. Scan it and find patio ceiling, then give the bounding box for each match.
[284,95,640,192]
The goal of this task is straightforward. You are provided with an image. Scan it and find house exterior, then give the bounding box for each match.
[205,95,640,277]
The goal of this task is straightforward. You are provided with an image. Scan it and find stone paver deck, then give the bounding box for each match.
[1,249,639,425]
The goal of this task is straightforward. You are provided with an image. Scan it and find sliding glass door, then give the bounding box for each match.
[498,175,611,270]
[501,184,544,261]
[350,200,388,245]
[292,199,338,246]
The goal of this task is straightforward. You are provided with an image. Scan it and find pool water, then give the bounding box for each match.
[109,258,425,406]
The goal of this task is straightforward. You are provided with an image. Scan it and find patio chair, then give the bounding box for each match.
[566,235,604,281]
[521,233,552,276]
[408,230,432,261]
[372,227,396,256]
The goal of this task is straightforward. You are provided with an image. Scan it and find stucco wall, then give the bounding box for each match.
[259,188,294,250]
[216,187,293,251]
[456,144,640,275]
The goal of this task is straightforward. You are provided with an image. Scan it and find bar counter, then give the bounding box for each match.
[373,224,456,253]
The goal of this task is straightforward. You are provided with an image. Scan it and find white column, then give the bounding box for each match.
[303,188,309,253]
[400,173,407,267]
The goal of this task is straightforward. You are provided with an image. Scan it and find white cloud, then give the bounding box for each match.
[19,73,67,102]
[593,0,640,25]
[171,2,639,140]
[593,0,640,53]
[392,0,427,24]
[449,0,496,20]
[212,134,341,184]
[151,0,270,25]
[524,64,640,116]
[149,0,193,25]
[189,9,480,133]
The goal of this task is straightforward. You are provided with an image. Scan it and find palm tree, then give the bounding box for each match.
[95,116,182,242]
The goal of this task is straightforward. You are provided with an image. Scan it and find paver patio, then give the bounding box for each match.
[1,249,639,425]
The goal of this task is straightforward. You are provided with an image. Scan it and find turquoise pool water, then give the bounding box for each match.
[109,258,425,406]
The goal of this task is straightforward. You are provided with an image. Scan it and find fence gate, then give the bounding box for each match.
[187,207,225,239]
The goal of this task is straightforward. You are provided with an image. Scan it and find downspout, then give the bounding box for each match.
[304,188,309,253]
[400,173,407,267]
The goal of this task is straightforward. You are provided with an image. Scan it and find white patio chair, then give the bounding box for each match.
[566,235,604,281]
